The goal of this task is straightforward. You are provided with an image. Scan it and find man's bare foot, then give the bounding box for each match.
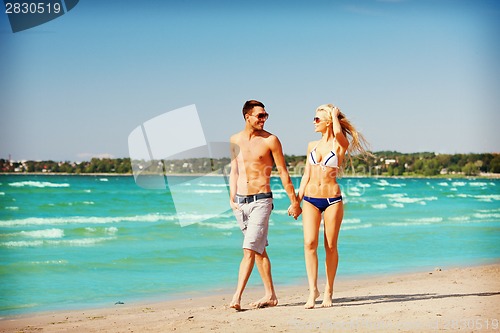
[320,290,333,308]
[250,295,278,308]
[304,289,320,309]
[229,294,241,311]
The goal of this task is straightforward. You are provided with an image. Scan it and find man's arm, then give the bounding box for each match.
[268,135,301,219]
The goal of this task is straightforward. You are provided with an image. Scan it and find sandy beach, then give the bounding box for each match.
[1,263,499,332]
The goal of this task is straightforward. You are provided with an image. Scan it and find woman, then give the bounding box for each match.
[296,104,370,309]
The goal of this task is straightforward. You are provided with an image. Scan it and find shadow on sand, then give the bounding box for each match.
[282,291,500,308]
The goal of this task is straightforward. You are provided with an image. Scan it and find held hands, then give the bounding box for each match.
[287,203,302,220]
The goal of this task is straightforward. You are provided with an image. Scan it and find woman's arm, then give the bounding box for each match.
[297,141,314,203]
[331,107,349,150]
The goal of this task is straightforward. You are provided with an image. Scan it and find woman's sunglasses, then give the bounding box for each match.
[313,117,322,123]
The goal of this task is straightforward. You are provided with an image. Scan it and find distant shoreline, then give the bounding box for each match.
[1,172,499,179]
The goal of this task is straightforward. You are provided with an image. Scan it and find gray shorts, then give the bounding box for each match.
[233,197,273,255]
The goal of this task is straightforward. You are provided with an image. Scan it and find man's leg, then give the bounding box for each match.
[230,248,256,310]
[250,249,278,308]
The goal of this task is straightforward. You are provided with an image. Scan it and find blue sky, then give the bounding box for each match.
[1,0,499,161]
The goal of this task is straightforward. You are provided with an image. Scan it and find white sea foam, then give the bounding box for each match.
[286,221,303,227]
[357,183,371,188]
[200,222,237,230]
[343,218,361,224]
[0,237,116,247]
[342,223,372,231]
[451,181,466,187]
[477,208,500,213]
[345,197,366,204]
[47,237,115,247]
[375,180,406,188]
[448,216,471,222]
[175,212,237,224]
[2,240,44,247]
[384,222,431,227]
[8,181,70,188]
[82,226,119,235]
[0,192,5,195]
[438,182,449,187]
[372,203,387,209]
[105,227,118,235]
[405,217,443,223]
[5,206,19,210]
[469,182,488,187]
[388,196,438,204]
[391,203,405,208]
[0,213,178,227]
[473,213,500,219]
[30,260,68,265]
[375,179,390,186]
[18,228,64,239]
[272,192,286,199]
[382,193,405,198]
[99,178,109,182]
[473,194,500,202]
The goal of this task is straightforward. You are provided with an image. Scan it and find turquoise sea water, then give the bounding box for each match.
[0,175,499,316]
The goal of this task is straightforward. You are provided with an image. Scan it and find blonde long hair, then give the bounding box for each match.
[316,104,373,173]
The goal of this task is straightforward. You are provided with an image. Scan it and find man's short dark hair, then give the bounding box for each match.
[242,100,265,119]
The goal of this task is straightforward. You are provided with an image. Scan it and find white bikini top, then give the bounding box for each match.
[308,140,339,169]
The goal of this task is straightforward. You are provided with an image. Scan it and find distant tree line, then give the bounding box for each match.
[1,152,499,177]
[0,158,132,174]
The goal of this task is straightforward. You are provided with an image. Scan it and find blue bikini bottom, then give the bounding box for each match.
[304,195,343,213]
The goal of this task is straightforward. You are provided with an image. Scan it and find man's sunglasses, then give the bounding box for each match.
[253,113,269,120]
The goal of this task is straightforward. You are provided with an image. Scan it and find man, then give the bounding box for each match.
[229,100,302,310]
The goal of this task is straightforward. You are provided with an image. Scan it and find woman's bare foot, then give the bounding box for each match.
[320,289,333,308]
[304,289,320,309]
[229,294,241,311]
[250,295,278,308]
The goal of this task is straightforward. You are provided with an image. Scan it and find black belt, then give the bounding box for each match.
[235,192,273,204]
